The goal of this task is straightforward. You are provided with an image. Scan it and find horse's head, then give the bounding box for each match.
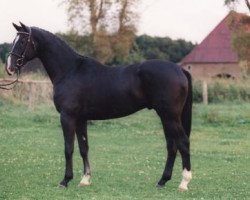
[6,22,37,75]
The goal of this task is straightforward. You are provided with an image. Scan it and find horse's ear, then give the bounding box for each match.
[19,22,30,32]
[12,23,22,31]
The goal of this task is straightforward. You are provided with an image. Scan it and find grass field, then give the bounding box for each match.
[0,101,249,200]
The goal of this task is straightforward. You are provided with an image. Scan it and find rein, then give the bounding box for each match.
[0,69,20,90]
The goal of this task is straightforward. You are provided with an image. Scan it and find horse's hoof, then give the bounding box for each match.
[178,185,188,192]
[58,183,67,189]
[156,181,165,188]
[156,184,165,189]
[58,180,68,188]
[79,175,91,186]
[156,178,166,188]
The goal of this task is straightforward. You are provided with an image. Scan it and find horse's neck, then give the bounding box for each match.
[34,29,78,83]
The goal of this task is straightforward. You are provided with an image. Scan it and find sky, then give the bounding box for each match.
[0,0,249,44]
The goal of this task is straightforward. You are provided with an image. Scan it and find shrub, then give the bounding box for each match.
[193,79,250,103]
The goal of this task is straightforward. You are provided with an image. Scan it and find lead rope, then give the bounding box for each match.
[0,70,20,90]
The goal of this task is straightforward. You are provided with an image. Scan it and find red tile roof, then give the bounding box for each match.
[181,11,250,64]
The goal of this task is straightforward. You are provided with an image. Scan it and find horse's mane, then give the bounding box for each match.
[31,26,87,59]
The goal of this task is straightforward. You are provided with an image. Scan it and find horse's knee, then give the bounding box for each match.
[64,145,74,160]
[167,139,177,152]
[78,143,88,157]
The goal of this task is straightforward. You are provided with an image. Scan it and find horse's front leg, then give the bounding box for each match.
[59,113,76,188]
[76,120,91,186]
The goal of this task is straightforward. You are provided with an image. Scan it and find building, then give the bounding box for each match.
[181,11,250,79]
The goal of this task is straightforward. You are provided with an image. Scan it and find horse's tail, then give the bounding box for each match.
[182,69,193,138]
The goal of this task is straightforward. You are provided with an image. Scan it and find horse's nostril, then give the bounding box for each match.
[8,66,13,71]
[6,66,15,76]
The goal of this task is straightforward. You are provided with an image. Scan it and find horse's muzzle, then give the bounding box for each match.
[5,64,17,76]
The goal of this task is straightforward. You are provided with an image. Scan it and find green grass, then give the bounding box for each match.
[0,101,249,199]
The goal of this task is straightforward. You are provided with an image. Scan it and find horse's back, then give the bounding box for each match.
[137,60,186,83]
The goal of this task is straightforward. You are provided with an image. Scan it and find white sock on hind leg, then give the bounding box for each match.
[178,168,192,191]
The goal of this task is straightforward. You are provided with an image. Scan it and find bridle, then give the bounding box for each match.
[0,29,35,90]
[9,29,36,68]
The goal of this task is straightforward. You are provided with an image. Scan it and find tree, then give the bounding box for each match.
[64,0,110,35]
[231,14,250,75]
[224,0,250,11]
[224,1,250,75]
[62,0,139,63]
[56,31,93,55]
[57,32,195,65]
[0,43,11,63]
[110,0,138,64]
[63,0,112,62]
[135,35,195,63]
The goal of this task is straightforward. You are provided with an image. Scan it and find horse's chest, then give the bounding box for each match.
[53,87,83,113]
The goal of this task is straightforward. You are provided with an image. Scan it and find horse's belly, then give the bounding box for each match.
[85,100,145,120]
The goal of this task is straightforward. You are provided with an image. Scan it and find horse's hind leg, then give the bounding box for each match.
[157,114,192,191]
[76,120,91,186]
[157,117,177,187]
[175,125,192,192]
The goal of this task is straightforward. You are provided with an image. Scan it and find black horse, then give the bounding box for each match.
[6,22,193,191]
